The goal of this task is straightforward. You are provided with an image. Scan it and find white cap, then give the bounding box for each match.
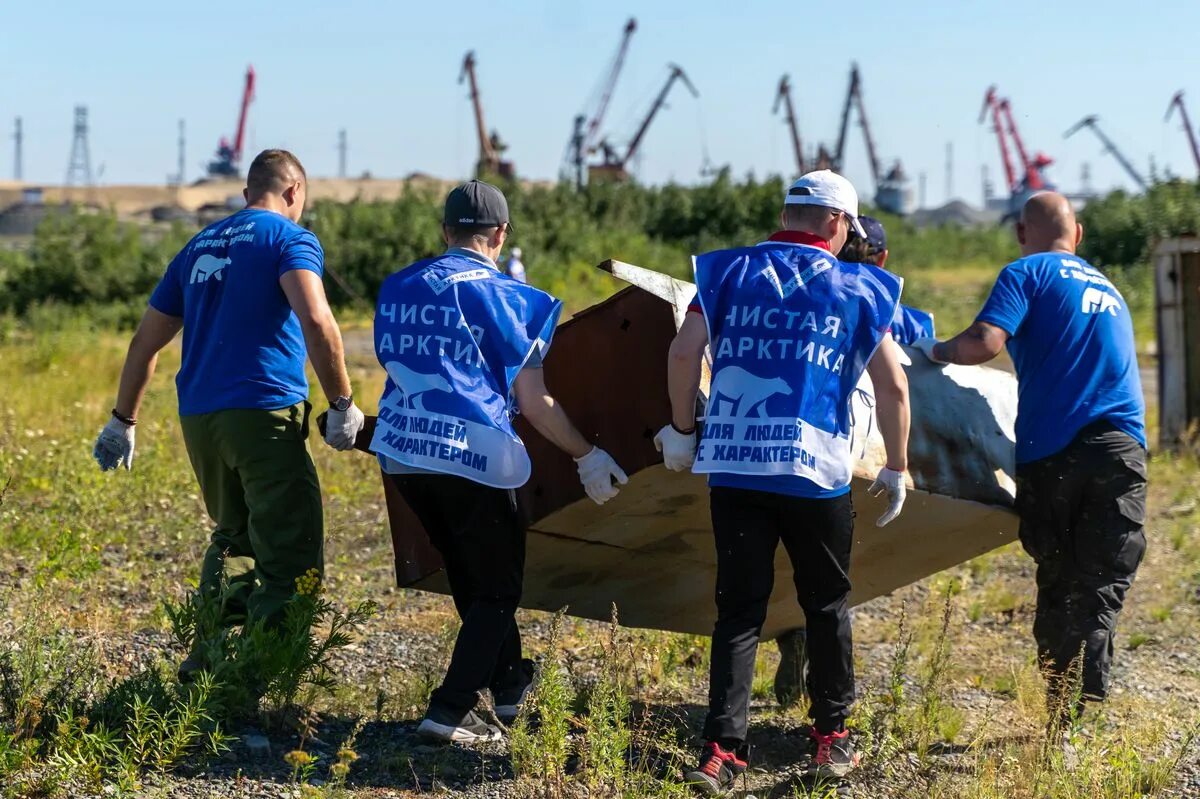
[511,247,523,257]
[783,169,867,238]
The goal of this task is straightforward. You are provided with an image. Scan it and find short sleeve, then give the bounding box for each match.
[976,264,1032,337]
[524,340,546,369]
[279,230,324,278]
[148,252,186,317]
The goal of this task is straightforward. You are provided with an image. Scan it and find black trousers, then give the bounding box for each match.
[388,473,527,713]
[703,486,856,744]
[1015,422,1147,706]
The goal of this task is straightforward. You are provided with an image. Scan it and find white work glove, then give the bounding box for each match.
[574,446,629,505]
[324,402,366,451]
[654,424,697,471]
[914,337,949,365]
[94,417,136,472]
[867,467,907,527]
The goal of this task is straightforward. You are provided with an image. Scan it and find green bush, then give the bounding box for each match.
[0,207,189,316]
[2,178,1191,326]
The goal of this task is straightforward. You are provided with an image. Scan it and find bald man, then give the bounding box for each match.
[916,192,1146,728]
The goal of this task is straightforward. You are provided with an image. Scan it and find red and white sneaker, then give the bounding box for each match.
[808,728,859,778]
[683,741,748,796]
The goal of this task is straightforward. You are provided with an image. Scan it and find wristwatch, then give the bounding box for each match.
[331,395,353,412]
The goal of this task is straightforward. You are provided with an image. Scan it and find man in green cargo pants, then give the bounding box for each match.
[92,149,364,677]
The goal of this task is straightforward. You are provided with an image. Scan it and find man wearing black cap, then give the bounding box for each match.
[368,179,628,743]
[838,215,935,345]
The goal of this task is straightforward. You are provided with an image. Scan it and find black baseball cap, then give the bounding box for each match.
[443,179,513,232]
[859,215,887,253]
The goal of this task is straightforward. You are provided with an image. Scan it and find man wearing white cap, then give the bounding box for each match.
[661,170,911,790]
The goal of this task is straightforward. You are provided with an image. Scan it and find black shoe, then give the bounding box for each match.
[493,659,535,725]
[417,702,502,744]
[683,741,747,796]
[807,728,859,779]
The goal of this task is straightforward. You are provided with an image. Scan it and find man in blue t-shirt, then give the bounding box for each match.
[916,191,1147,726]
[660,171,911,788]
[92,149,364,678]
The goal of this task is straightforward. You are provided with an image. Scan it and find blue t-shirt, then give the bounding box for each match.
[976,252,1145,463]
[149,208,324,416]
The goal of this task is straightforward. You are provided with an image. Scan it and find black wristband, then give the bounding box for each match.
[671,421,696,436]
[112,409,136,426]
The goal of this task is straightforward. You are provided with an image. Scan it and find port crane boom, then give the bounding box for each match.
[1064,115,1147,191]
[1165,91,1200,178]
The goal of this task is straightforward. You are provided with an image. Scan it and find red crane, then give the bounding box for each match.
[979,87,1017,194]
[998,97,1051,191]
[207,66,255,179]
[590,64,698,183]
[979,86,1054,212]
[1165,91,1200,177]
[568,17,637,186]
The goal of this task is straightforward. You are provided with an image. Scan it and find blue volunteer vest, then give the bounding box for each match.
[891,304,936,345]
[693,242,902,490]
[369,253,561,488]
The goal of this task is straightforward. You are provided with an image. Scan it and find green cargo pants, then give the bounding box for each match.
[180,402,324,628]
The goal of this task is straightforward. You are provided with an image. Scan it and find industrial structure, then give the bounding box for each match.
[772,75,833,176]
[65,106,93,187]
[567,18,637,187]
[1064,116,1147,191]
[1165,91,1200,178]
[979,86,1054,214]
[206,66,255,179]
[830,64,913,215]
[169,119,186,187]
[12,117,22,182]
[459,51,514,180]
[588,64,699,183]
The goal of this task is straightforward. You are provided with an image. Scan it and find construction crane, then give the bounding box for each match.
[773,75,805,176]
[589,64,698,183]
[998,97,1052,193]
[459,51,514,180]
[979,86,1053,214]
[1064,116,1147,192]
[206,66,255,179]
[567,18,638,186]
[1165,91,1200,178]
[831,63,913,216]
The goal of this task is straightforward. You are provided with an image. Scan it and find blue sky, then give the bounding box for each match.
[3,0,1197,207]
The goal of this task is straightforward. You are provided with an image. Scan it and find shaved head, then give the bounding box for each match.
[1017,192,1082,255]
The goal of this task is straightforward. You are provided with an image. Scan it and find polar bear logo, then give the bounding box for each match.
[1081,286,1120,316]
[709,366,793,418]
[190,254,231,285]
[385,361,454,411]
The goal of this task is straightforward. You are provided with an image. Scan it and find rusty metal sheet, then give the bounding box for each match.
[361,264,1020,638]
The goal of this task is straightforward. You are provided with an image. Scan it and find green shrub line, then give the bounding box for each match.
[2,176,1186,329]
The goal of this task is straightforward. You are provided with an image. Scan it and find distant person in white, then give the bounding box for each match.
[506,247,527,283]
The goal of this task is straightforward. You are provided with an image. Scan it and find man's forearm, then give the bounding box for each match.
[668,352,702,431]
[302,319,353,403]
[933,322,1004,366]
[114,348,160,420]
[522,398,592,459]
[875,392,910,472]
